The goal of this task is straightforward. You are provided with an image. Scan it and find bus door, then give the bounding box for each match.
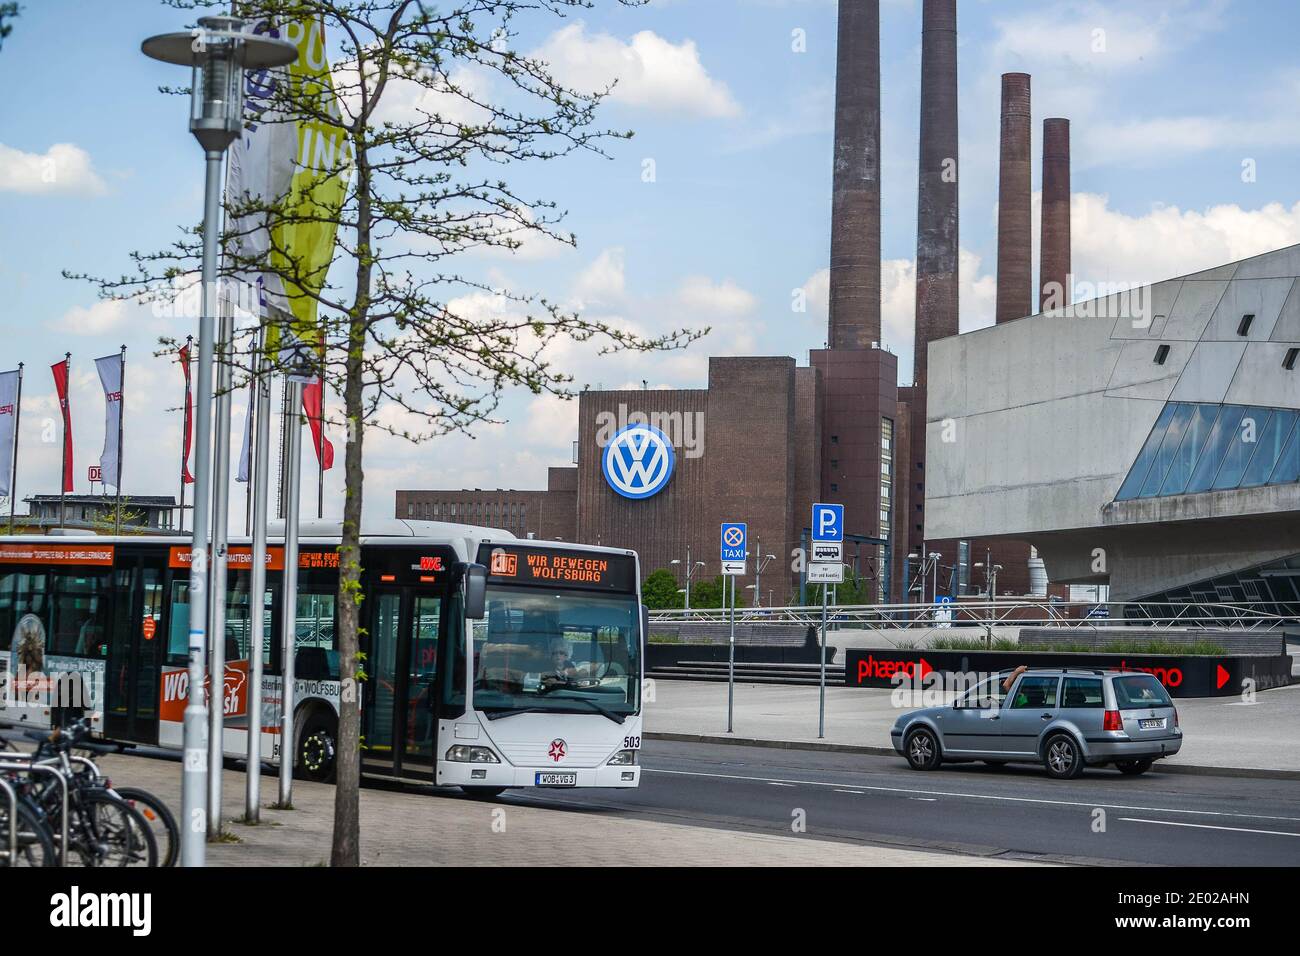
[361,583,444,780]
[104,548,166,744]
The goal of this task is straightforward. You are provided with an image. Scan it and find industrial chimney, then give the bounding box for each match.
[995,72,1032,324]
[1039,117,1071,312]
[913,0,958,388]
[828,0,882,350]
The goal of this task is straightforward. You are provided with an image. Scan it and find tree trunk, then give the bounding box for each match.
[331,146,373,868]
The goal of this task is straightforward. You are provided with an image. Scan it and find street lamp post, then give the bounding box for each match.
[928,551,941,605]
[671,548,704,612]
[753,546,776,608]
[142,16,297,868]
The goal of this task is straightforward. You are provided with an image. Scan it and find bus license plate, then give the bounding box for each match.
[1139,718,1164,729]
[535,772,577,787]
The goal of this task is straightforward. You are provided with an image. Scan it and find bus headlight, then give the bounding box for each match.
[445,745,500,763]
[606,750,638,766]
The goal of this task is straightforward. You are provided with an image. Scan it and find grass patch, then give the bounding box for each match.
[924,636,1227,655]
[209,830,243,844]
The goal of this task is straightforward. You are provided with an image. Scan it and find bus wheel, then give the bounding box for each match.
[297,712,337,783]
[461,787,506,800]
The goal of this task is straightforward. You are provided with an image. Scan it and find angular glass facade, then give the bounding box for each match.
[1129,552,1300,621]
[1115,402,1300,501]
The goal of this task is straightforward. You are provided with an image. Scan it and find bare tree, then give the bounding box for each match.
[73,0,704,866]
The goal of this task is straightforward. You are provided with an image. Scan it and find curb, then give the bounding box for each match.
[644,731,1300,781]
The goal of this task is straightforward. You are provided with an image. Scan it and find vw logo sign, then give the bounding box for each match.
[602,424,675,500]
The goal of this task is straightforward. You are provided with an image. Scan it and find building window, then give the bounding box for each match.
[830,435,838,445]
[1285,348,1298,371]
[1154,344,1171,365]
[830,459,839,470]
[1237,314,1254,336]
[407,503,414,518]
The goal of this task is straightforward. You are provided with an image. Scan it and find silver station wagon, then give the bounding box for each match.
[890,668,1183,779]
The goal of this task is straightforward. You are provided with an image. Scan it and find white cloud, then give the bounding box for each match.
[673,276,758,316]
[1070,193,1300,287]
[0,142,106,195]
[532,24,740,119]
[991,0,1227,70]
[572,247,626,305]
[55,300,129,335]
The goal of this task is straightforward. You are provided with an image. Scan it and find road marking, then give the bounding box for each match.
[1119,817,1300,838]
[833,789,863,795]
[767,782,794,787]
[910,797,938,802]
[643,768,1300,824]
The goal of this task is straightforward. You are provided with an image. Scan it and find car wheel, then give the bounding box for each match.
[905,728,941,771]
[1115,758,1153,776]
[1043,734,1084,780]
[296,712,338,783]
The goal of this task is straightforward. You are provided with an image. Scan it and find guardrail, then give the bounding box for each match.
[649,599,1300,632]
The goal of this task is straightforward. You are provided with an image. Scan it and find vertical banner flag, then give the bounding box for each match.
[227,16,351,359]
[50,358,73,493]
[180,342,195,484]
[301,376,334,470]
[236,377,255,483]
[0,369,18,498]
[95,354,123,490]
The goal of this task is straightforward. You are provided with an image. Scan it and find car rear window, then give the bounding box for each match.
[1113,675,1173,709]
[1062,678,1104,708]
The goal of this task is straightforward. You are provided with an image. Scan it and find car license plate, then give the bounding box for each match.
[535,772,577,787]
[1139,718,1164,730]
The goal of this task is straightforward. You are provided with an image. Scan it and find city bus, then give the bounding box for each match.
[0,520,646,793]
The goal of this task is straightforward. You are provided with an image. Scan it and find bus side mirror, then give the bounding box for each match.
[641,605,650,646]
[464,564,488,620]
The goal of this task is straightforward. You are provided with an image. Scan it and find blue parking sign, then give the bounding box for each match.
[720,522,747,562]
[811,503,844,543]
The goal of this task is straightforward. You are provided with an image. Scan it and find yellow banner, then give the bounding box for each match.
[271,16,352,353]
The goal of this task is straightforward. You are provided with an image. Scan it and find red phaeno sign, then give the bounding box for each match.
[857,655,933,682]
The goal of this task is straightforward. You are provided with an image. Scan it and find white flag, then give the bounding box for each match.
[95,354,123,491]
[225,19,297,316]
[236,379,255,483]
[0,369,19,498]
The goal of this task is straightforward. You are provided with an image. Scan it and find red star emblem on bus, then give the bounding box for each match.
[548,739,567,762]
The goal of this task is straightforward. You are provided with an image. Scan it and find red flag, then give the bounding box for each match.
[301,377,334,471]
[179,343,194,484]
[50,358,73,493]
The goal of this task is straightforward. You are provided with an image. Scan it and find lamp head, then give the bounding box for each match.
[143,16,298,153]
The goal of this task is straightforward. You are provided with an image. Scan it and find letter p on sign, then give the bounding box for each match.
[812,503,844,543]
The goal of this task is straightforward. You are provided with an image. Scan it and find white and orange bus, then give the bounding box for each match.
[0,520,645,794]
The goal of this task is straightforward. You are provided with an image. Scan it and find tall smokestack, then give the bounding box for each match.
[995,72,1032,324]
[1039,117,1071,312]
[913,0,958,388]
[828,0,882,350]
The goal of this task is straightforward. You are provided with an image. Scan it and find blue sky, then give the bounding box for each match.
[2,0,1300,522]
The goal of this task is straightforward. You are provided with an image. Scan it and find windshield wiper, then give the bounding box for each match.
[483,707,548,721]
[541,694,627,724]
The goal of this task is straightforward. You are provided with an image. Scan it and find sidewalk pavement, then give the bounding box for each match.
[95,753,1040,867]
[644,678,1300,774]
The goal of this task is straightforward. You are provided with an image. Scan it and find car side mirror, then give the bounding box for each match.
[463,564,488,620]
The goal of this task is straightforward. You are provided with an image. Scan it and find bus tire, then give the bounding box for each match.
[296,710,338,783]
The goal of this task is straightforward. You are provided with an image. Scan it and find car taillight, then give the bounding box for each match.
[1173,707,1179,728]
[1103,710,1123,732]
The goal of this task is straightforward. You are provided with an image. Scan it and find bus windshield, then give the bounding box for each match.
[453,585,641,718]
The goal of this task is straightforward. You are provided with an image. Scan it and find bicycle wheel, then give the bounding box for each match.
[113,786,178,868]
[0,799,57,867]
[68,791,157,867]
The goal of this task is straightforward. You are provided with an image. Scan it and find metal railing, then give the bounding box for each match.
[649,599,1300,632]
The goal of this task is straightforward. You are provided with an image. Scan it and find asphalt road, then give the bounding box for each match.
[494,739,1300,866]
